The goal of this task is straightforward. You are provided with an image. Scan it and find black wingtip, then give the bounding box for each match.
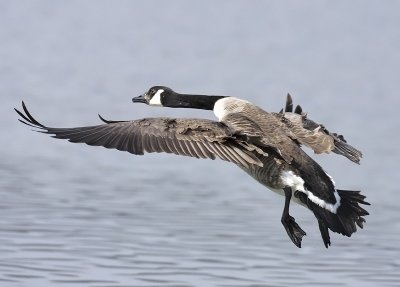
[98,114,126,124]
[15,101,46,130]
[294,105,303,114]
[285,93,293,112]
[98,114,111,123]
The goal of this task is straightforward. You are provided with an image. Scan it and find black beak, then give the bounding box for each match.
[132,94,146,103]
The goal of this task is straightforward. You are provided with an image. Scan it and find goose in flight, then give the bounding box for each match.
[15,86,369,248]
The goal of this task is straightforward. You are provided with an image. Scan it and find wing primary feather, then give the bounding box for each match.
[285,94,293,112]
[196,142,215,159]
[115,124,134,151]
[81,127,113,145]
[102,126,126,149]
[127,129,143,155]
[77,126,116,145]
[178,140,193,157]
[149,134,163,153]
[44,126,102,139]
[176,139,191,156]
[223,145,249,168]
[133,128,144,154]
[294,105,302,114]
[21,101,46,128]
[142,133,153,153]
[124,129,136,154]
[197,142,210,158]
[156,137,171,153]
[232,145,263,167]
[203,142,222,160]
[84,127,118,146]
[189,141,207,158]
[17,118,42,129]
[172,138,185,156]
[164,138,180,155]
[183,140,197,157]
[183,140,200,158]
[15,108,44,129]
[220,145,242,164]
[63,126,110,144]
[144,133,156,152]
[210,143,231,162]
[98,114,127,124]
[332,141,362,164]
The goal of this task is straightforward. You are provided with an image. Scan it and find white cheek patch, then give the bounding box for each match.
[149,89,164,106]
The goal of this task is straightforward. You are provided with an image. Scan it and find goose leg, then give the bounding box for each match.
[281,186,306,248]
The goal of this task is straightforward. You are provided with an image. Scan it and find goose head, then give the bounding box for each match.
[132,86,174,107]
[133,86,226,110]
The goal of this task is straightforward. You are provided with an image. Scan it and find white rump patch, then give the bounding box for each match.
[281,170,341,213]
[149,89,164,106]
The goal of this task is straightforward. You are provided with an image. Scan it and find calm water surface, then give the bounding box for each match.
[1,1,399,286]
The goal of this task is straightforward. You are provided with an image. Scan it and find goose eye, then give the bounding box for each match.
[149,89,156,95]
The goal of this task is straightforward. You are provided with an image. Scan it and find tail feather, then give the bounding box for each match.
[317,220,331,248]
[336,189,369,231]
[299,189,369,247]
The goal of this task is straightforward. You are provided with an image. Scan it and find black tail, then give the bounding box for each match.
[299,189,370,247]
[335,189,370,232]
[317,220,331,248]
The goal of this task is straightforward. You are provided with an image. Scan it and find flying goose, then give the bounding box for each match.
[15,86,369,248]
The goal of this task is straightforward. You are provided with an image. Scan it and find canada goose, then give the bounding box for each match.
[15,86,369,248]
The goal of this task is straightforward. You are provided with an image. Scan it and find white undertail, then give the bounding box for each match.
[281,170,341,213]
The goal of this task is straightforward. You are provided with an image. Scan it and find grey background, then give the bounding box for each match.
[1,1,399,286]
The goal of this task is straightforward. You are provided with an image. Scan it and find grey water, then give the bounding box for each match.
[1,1,399,286]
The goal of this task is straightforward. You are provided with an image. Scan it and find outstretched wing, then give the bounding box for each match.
[15,102,263,168]
[278,94,363,164]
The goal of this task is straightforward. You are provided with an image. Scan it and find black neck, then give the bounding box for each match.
[165,93,226,110]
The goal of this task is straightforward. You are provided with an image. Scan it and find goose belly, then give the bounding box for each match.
[267,187,305,206]
[239,155,305,206]
[239,155,285,189]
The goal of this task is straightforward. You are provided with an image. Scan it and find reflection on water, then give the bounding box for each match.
[1,151,399,286]
[1,1,400,286]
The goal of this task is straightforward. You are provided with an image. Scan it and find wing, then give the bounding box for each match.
[15,102,263,168]
[221,112,293,163]
[277,94,363,164]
